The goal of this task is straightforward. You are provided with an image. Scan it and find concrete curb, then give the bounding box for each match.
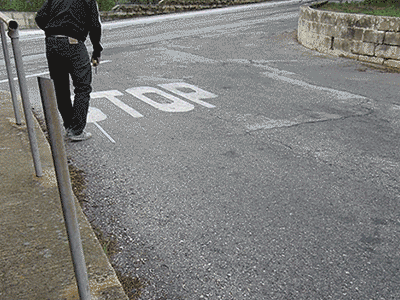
[0,90,128,299]
[101,0,269,21]
[297,1,400,68]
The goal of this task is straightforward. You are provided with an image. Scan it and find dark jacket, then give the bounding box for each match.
[36,0,103,53]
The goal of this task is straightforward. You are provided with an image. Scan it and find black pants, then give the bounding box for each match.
[45,36,92,135]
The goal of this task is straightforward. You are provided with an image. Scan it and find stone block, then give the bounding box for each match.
[309,9,319,23]
[384,32,400,46]
[344,53,360,60]
[321,24,338,37]
[298,20,314,38]
[363,29,384,44]
[358,55,384,64]
[333,37,353,53]
[297,19,305,33]
[337,14,359,28]
[376,44,400,59]
[297,29,316,49]
[299,30,331,51]
[384,59,400,68]
[300,6,312,21]
[319,11,337,25]
[336,14,375,29]
[310,21,321,34]
[354,15,376,29]
[352,41,375,56]
[328,48,354,58]
[338,27,364,41]
[297,18,304,28]
[303,20,312,32]
[316,36,333,52]
[376,16,400,32]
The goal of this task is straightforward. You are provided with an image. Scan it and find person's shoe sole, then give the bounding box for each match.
[69,131,92,142]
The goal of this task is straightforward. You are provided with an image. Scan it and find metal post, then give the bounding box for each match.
[37,77,91,300]
[0,21,22,125]
[8,22,43,177]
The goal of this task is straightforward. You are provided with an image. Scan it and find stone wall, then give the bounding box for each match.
[298,1,400,68]
[0,11,37,29]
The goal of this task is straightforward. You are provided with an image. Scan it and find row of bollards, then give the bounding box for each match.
[0,13,91,300]
[0,12,42,177]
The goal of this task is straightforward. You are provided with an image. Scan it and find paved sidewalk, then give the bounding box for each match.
[0,90,128,299]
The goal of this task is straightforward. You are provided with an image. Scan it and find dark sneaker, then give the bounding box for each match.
[68,130,92,142]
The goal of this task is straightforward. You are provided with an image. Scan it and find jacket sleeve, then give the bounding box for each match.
[35,0,52,30]
[88,0,103,54]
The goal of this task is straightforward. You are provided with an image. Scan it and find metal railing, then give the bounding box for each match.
[0,12,42,177]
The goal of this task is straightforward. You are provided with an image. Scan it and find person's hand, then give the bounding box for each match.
[91,50,101,66]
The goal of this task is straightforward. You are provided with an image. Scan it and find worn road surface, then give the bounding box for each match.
[1,0,400,299]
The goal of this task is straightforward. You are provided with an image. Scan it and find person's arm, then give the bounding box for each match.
[35,0,52,30]
[88,0,103,63]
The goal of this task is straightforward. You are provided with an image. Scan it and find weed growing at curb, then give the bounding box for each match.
[67,160,148,300]
[68,163,88,204]
[31,109,146,299]
[115,270,147,300]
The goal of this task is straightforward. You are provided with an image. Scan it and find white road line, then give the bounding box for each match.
[228,59,297,75]
[231,59,363,99]
[86,107,115,143]
[263,72,367,100]
[93,121,116,144]
[257,65,296,76]
[244,111,342,131]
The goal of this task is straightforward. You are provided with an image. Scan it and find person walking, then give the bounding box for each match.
[35,0,103,141]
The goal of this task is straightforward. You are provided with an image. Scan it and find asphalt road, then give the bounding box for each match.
[2,0,400,299]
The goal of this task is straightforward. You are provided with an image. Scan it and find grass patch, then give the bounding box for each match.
[318,1,400,18]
